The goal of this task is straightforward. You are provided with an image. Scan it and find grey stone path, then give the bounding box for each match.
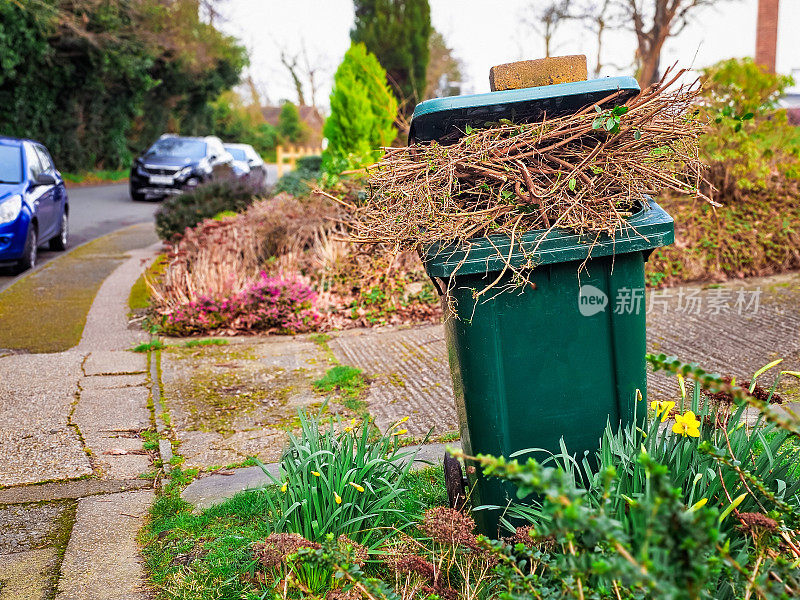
[0,229,160,600]
[161,336,333,469]
[329,326,457,436]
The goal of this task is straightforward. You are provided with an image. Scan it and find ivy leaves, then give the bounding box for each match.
[592,105,630,135]
[714,105,755,132]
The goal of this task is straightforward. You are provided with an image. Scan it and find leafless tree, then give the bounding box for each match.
[279,49,307,106]
[301,42,325,110]
[425,29,464,99]
[520,0,573,58]
[277,40,328,109]
[619,0,726,84]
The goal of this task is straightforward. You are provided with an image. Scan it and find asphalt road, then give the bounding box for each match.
[0,165,281,293]
[0,183,158,292]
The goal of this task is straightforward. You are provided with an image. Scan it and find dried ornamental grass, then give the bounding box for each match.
[332,68,711,263]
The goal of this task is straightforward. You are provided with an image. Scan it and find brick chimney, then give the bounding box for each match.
[755,0,780,72]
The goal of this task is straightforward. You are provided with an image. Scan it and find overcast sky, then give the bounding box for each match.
[218,0,800,111]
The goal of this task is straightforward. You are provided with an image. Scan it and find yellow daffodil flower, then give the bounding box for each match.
[312,471,321,477]
[349,482,365,492]
[392,429,407,436]
[672,411,701,437]
[334,492,342,504]
[650,400,675,422]
[280,482,288,493]
[390,417,409,431]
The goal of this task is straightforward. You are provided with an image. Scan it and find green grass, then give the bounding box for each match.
[62,169,128,185]
[141,429,161,452]
[128,254,168,311]
[313,365,368,412]
[131,339,167,353]
[141,465,446,599]
[183,338,229,348]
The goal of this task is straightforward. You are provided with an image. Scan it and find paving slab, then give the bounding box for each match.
[0,479,152,505]
[0,548,57,600]
[80,373,148,390]
[77,246,158,352]
[82,433,152,480]
[181,441,461,510]
[329,325,458,436]
[56,490,153,600]
[161,338,332,469]
[72,387,150,433]
[646,275,800,400]
[83,351,147,376]
[0,352,92,487]
[0,501,73,555]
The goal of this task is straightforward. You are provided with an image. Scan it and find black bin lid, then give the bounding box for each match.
[409,75,640,145]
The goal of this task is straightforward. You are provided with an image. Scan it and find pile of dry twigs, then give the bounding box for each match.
[333,69,711,256]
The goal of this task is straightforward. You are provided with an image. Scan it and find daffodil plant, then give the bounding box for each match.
[256,409,419,548]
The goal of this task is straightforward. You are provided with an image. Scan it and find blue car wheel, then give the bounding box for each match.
[16,223,37,273]
[49,210,68,251]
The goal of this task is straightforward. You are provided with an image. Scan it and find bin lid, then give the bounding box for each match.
[421,199,674,278]
[409,75,640,145]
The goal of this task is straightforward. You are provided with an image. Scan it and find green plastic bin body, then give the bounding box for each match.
[411,76,674,536]
[423,203,674,536]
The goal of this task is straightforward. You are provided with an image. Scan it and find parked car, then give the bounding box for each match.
[129,135,236,201]
[224,143,268,191]
[0,137,69,272]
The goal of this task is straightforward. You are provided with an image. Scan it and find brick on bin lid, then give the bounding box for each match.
[490,55,588,92]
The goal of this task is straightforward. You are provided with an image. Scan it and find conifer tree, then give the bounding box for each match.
[351,0,431,112]
[323,43,397,173]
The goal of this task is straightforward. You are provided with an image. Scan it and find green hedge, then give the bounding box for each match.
[154,179,260,240]
[273,155,322,197]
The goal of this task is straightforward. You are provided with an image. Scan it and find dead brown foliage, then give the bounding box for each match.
[337,69,709,260]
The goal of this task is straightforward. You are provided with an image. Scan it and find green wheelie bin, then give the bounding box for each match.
[409,76,676,536]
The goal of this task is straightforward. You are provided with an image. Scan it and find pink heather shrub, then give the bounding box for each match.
[162,273,320,335]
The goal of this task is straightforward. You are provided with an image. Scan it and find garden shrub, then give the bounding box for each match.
[140,355,800,598]
[322,43,398,175]
[161,273,319,335]
[699,57,800,197]
[273,154,323,197]
[644,59,800,287]
[154,178,261,241]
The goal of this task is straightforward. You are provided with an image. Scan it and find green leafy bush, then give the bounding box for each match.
[273,155,323,196]
[322,43,398,175]
[278,101,309,144]
[0,1,245,172]
[256,410,417,547]
[699,58,800,195]
[154,179,260,240]
[209,91,278,159]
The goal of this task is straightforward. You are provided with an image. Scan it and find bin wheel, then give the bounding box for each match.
[444,453,468,512]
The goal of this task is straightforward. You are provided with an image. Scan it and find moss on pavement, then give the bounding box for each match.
[0,223,158,353]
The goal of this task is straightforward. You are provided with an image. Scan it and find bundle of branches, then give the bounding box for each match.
[338,69,711,256]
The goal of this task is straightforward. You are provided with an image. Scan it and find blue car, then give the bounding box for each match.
[0,137,69,272]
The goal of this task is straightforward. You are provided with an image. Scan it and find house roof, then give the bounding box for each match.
[261,105,324,130]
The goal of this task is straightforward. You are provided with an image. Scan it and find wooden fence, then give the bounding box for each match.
[275,145,322,177]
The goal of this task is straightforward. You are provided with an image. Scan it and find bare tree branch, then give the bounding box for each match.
[279,49,306,106]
